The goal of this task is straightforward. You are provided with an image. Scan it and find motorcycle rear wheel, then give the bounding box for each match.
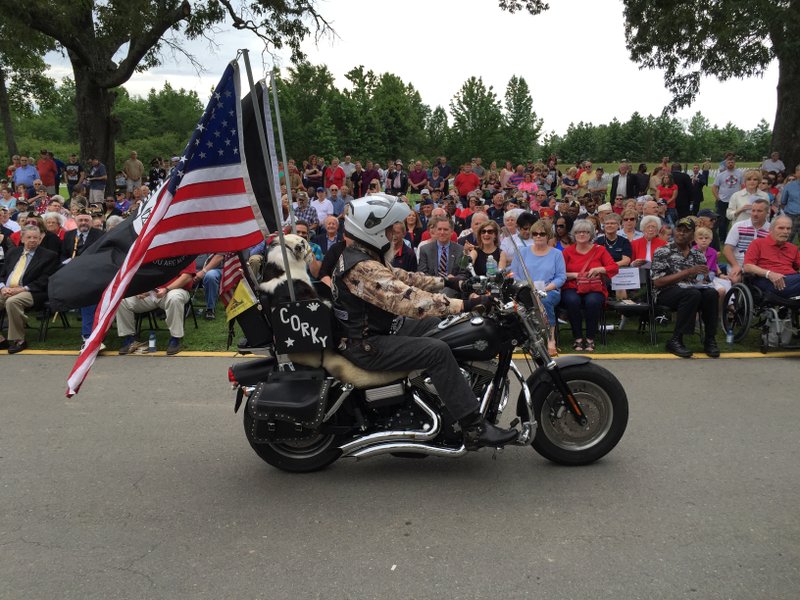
[243,404,344,473]
[527,363,628,466]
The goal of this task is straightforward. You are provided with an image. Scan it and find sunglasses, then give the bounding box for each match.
[556,224,567,228]
[530,232,547,237]
[481,230,497,235]
[623,217,636,221]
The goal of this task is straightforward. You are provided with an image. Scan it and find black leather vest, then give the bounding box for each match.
[332,246,396,339]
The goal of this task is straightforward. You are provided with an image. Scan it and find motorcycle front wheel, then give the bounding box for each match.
[243,404,344,473]
[526,362,628,466]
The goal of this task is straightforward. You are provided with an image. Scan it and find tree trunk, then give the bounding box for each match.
[771,53,800,174]
[0,66,18,160]
[72,60,119,195]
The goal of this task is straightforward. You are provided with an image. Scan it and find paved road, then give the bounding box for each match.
[1,356,798,600]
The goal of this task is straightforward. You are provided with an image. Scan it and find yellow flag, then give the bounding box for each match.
[225,280,257,322]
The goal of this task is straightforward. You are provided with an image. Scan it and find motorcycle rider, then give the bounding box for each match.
[332,193,518,449]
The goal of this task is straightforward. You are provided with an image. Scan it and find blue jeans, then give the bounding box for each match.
[80,304,97,338]
[203,268,221,310]
[539,289,561,326]
[560,288,604,340]
[753,273,800,299]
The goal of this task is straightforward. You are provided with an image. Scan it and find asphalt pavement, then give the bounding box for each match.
[1,355,798,600]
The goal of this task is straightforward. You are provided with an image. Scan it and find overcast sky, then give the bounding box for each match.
[47,0,778,136]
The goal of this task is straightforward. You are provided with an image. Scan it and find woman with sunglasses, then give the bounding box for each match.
[551,214,575,250]
[468,220,508,276]
[562,219,619,352]
[618,208,643,241]
[508,217,566,355]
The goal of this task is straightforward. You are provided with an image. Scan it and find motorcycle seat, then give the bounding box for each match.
[289,350,410,389]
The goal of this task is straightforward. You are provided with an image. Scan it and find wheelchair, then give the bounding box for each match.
[721,276,800,353]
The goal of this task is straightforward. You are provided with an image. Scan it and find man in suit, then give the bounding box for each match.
[609,162,637,201]
[0,225,59,353]
[689,163,707,215]
[312,215,343,255]
[418,217,464,297]
[61,209,104,346]
[671,163,694,218]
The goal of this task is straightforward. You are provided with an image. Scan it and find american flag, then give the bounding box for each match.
[66,62,266,397]
[219,252,243,306]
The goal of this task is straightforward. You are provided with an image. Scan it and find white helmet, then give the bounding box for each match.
[344,193,410,252]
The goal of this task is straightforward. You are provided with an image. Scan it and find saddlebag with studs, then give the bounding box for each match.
[247,369,332,443]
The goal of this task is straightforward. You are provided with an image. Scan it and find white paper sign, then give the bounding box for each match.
[611,267,642,290]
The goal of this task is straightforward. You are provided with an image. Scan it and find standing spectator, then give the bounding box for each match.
[689,163,707,215]
[123,151,144,193]
[311,187,334,227]
[657,172,679,224]
[28,180,50,214]
[36,150,58,195]
[350,161,364,199]
[651,218,720,358]
[86,157,108,204]
[148,157,166,190]
[304,157,323,190]
[507,164,525,190]
[61,210,104,346]
[711,153,744,241]
[453,163,481,205]
[670,163,693,218]
[587,167,608,199]
[386,160,409,196]
[609,162,635,201]
[761,151,786,175]
[360,160,380,197]
[727,169,769,224]
[577,161,594,197]
[340,155,356,181]
[407,161,429,197]
[437,156,452,194]
[11,156,39,197]
[561,219,619,352]
[6,155,20,179]
[780,164,800,244]
[323,157,346,193]
[64,154,85,200]
[632,163,650,197]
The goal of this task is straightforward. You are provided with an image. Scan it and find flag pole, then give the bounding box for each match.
[240,49,296,302]
[269,72,297,232]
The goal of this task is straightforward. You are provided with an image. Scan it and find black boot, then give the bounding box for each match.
[460,413,518,450]
[665,335,692,358]
[704,337,720,358]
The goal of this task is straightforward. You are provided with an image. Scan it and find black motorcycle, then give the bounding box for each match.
[228,272,629,473]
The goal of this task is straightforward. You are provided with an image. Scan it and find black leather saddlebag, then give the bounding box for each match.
[247,369,332,442]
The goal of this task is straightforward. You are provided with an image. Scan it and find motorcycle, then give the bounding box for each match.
[228,270,629,473]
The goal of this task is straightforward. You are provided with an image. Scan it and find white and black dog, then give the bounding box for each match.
[258,233,321,304]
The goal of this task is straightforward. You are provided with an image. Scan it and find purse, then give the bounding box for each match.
[575,246,606,295]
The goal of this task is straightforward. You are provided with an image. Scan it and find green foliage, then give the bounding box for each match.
[500,75,543,164]
[449,76,504,165]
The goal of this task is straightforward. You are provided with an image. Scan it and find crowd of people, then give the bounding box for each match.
[1,148,799,357]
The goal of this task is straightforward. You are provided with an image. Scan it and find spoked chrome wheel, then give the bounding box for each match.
[540,380,614,452]
[722,283,753,343]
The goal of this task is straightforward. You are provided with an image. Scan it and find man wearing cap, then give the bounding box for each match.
[723,197,771,283]
[292,190,319,230]
[610,162,636,202]
[743,215,800,299]
[651,217,720,358]
[408,161,429,196]
[712,154,744,241]
[386,160,408,196]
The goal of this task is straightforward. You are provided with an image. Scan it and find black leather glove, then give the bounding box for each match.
[464,295,492,312]
[444,275,466,292]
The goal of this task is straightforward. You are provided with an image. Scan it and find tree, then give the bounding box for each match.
[449,77,504,165]
[10,0,331,191]
[425,106,450,159]
[503,0,800,170]
[501,75,542,164]
[0,21,56,158]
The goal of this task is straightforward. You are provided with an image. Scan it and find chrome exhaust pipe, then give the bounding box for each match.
[346,442,468,461]
[338,392,440,456]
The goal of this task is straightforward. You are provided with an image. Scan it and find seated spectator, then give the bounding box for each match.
[696,208,721,250]
[596,212,632,269]
[694,226,730,301]
[28,180,50,214]
[194,253,224,320]
[501,208,523,243]
[419,209,458,244]
[404,209,424,247]
[292,220,323,279]
[468,220,508,275]
[291,190,319,231]
[417,217,464,297]
[43,211,66,240]
[743,215,800,299]
[116,262,197,356]
[651,217,720,358]
[0,225,59,354]
[0,188,16,212]
[312,215,343,255]
[630,215,665,266]
[560,167,579,198]
[657,172,678,223]
[723,197,771,283]
[659,224,673,242]
[0,206,20,234]
[561,219,619,352]
[552,215,574,250]
[11,213,61,254]
[389,222,417,271]
[459,210,488,252]
[508,218,566,355]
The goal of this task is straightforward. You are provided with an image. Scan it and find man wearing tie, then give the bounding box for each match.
[61,210,104,346]
[417,216,464,297]
[0,225,59,353]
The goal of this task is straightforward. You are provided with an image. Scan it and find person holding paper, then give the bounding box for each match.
[509,216,566,355]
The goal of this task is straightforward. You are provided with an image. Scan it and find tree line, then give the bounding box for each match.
[5,62,772,172]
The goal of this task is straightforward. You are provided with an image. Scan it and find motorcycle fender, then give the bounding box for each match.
[524,355,593,397]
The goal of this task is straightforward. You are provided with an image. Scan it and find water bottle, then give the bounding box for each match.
[726,327,734,345]
[148,331,157,353]
[485,255,497,277]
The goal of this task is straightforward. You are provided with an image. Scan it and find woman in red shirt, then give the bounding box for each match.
[630,215,666,266]
[657,173,678,223]
[561,219,619,352]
